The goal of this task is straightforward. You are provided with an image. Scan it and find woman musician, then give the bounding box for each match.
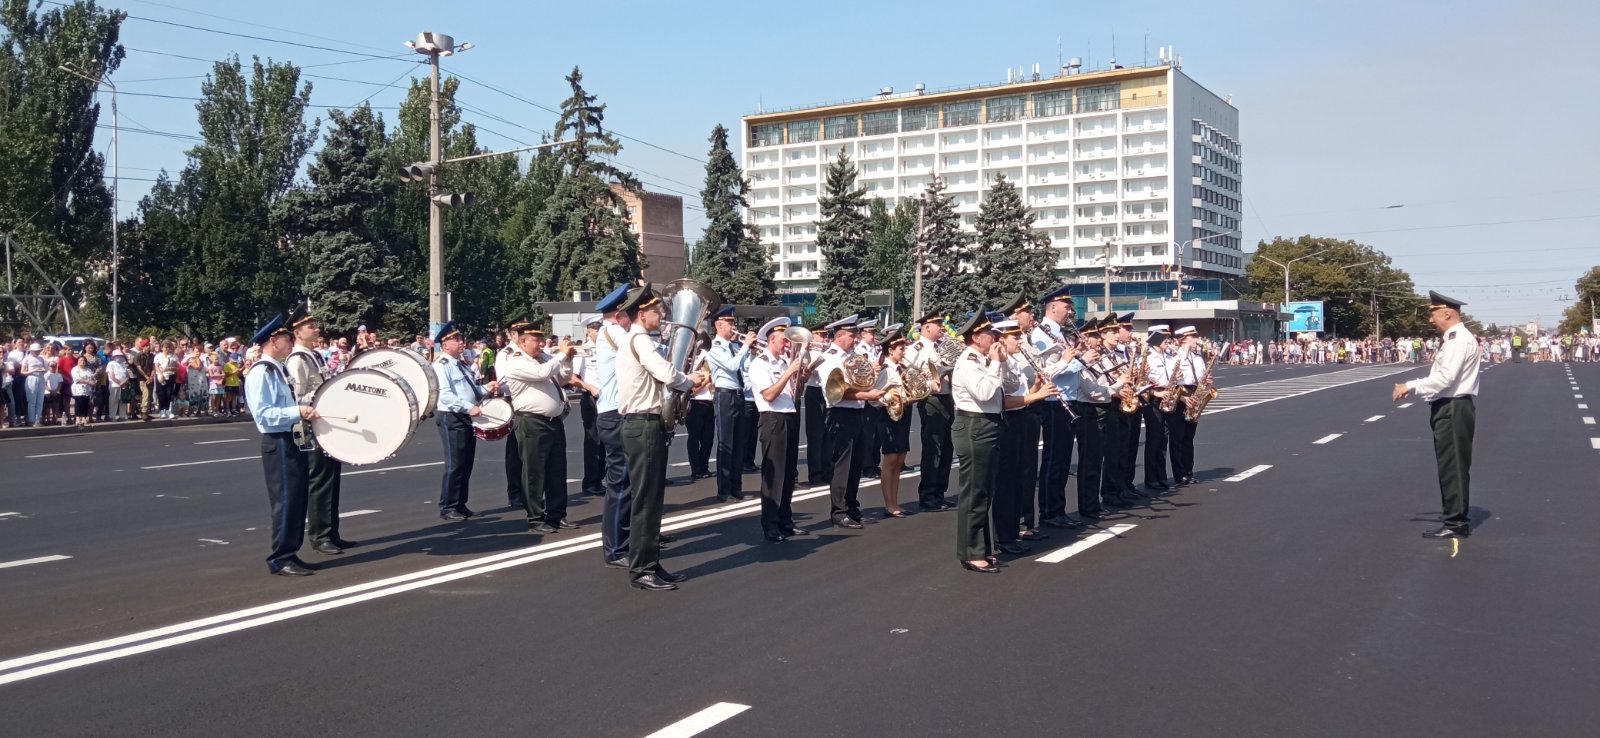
[873,327,914,518]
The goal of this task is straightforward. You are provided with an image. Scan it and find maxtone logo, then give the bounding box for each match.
[344,382,390,397]
[372,359,395,370]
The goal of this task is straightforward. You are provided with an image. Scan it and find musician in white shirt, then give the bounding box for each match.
[818,315,884,528]
[855,319,884,479]
[906,312,956,512]
[499,322,575,534]
[1163,326,1207,487]
[874,327,914,519]
[572,315,606,499]
[950,311,1015,573]
[747,318,807,542]
[285,305,352,555]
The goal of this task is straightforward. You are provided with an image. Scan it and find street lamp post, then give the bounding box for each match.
[404,31,473,337]
[60,64,117,341]
[1100,237,1120,314]
[1370,279,1407,340]
[1171,230,1237,303]
[1256,247,1330,307]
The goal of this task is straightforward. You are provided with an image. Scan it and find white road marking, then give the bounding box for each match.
[341,462,441,476]
[1397,403,1413,408]
[197,539,229,545]
[1580,404,1589,409]
[0,512,21,518]
[1313,433,1343,445]
[1364,415,1384,422]
[1225,464,1273,482]
[644,703,752,738]
[1578,395,1585,399]
[142,456,255,470]
[0,555,71,570]
[1584,417,1595,425]
[1592,438,1600,450]
[194,439,249,445]
[24,451,93,459]
[338,509,381,518]
[1035,524,1137,563]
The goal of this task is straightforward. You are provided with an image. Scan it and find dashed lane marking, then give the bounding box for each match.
[24,451,93,459]
[197,539,229,545]
[338,509,381,518]
[644,703,753,738]
[341,462,441,477]
[1035,524,1137,563]
[1397,403,1413,408]
[1584,417,1595,425]
[1592,438,1600,450]
[0,555,71,570]
[1364,415,1385,422]
[1313,434,1342,445]
[194,439,249,445]
[142,456,256,470]
[1225,464,1273,482]
[1580,404,1589,409]
[0,512,21,518]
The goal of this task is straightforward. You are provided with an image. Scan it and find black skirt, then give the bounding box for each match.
[880,407,912,454]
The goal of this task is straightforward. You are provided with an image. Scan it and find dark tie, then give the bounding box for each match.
[461,360,483,402]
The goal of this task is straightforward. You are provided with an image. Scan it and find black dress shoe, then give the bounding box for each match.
[330,538,359,549]
[1019,528,1050,541]
[743,465,760,474]
[784,527,811,537]
[312,541,344,555]
[961,561,1001,573]
[604,558,627,569]
[1145,481,1170,491]
[658,534,678,544]
[507,499,527,509]
[833,518,864,530]
[997,542,1032,555]
[528,522,557,534]
[288,557,321,570]
[653,568,688,584]
[554,520,580,529]
[1078,510,1105,521]
[764,533,788,543]
[918,503,945,512]
[456,506,478,518]
[440,510,468,521]
[271,562,315,577]
[1422,526,1469,539]
[630,573,678,591]
[1041,515,1076,529]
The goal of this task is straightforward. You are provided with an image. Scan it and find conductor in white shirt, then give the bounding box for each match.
[1393,291,1481,539]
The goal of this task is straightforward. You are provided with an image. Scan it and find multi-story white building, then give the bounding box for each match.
[740,62,1242,296]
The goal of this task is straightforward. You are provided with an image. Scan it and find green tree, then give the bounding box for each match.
[812,151,871,321]
[689,124,746,292]
[274,105,398,334]
[1244,235,1427,338]
[918,175,976,317]
[1559,266,1600,334]
[0,0,124,331]
[865,197,918,320]
[728,220,776,306]
[972,174,1056,306]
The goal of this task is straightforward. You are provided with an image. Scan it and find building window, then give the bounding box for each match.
[986,95,1025,123]
[1077,84,1121,112]
[902,105,936,132]
[823,115,857,140]
[1033,90,1072,118]
[787,119,819,144]
[751,123,782,147]
[942,100,981,128]
[861,110,897,136]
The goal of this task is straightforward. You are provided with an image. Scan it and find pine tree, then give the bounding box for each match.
[973,174,1057,305]
[918,176,977,317]
[689,124,746,293]
[812,151,872,321]
[275,105,399,334]
[866,197,919,319]
[727,220,776,306]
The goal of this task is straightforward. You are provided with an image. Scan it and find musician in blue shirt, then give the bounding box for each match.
[1030,287,1086,531]
[433,321,499,521]
[705,305,754,502]
[244,314,320,577]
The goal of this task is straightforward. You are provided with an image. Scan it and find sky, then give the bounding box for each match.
[82,0,1600,328]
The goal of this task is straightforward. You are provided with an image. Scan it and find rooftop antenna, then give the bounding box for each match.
[1143,33,1148,67]
[1056,36,1062,74]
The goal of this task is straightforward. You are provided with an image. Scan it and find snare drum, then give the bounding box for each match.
[310,368,420,465]
[472,397,514,441]
[345,347,439,417]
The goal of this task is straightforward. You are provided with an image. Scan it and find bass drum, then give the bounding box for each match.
[472,397,514,441]
[310,367,420,465]
[346,347,439,417]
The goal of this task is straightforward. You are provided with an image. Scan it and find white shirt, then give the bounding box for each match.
[905,337,953,395]
[107,360,128,387]
[952,346,1009,414]
[1003,354,1030,399]
[285,345,328,404]
[617,324,693,415]
[819,346,863,409]
[748,350,796,413]
[1406,324,1480,401]
[1167,349,1205,387]
[499,347,572,417]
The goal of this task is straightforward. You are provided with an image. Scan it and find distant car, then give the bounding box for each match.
[42,335,108,354]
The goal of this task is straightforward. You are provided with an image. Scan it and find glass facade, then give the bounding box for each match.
[751,123,783,147]
[861,110,898,136]
[985,95,1025,123]
[1077,84,1121,112]
[823,115,858,140]
[901,105,936,131]
[787,119,819,143]
[942,100,980,128]
[1032,90,1072,118]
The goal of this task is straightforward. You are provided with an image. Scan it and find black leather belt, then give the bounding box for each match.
[715,388,743,394]
[957,410,1002,419]
[513,410,559,421]
[623,412,661,420]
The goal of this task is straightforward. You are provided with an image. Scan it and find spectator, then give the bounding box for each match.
[223,352,243,415]
[70,353,96,428]
[207,350,224,415]
[21,342,45,426]
[106,350,129,421]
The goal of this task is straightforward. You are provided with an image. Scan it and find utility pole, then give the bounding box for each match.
[60,64,118,340]
[405,32,472,337]
[911,196,926,320]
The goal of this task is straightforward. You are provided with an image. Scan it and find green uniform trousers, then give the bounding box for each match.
[954,411,1003,563]
[1430,396,1475,530]
[306,448,342,545]
[623,416,669,578]
[515,413,567,524]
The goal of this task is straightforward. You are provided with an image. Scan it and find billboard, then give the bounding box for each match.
[1286,301,1326,333]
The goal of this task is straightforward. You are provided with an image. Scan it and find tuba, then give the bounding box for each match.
[657,278,722,429]
[824,353,879,406]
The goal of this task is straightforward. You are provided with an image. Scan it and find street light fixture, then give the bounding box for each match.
[1171,230,1237,302]
[1256,247,1329,306]
[60,63,118,341]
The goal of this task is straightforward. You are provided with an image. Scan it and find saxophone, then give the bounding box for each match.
[1118,340,1149,414]
[1184,349,1222,422]
[1158,348,1187,414]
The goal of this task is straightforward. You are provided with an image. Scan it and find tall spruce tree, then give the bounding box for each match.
[866,197,919,319]
[729,220,776,306]
[691,123,773,304]
[812,151,871,320]
[973,174,1057,304]
[274,105,397,334]
[918,175,976,317]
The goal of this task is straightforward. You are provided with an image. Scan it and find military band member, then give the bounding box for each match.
[616,287,709,590]
[706,306,754,501]
[284,305,353,556]
[1096,314,1136,507]
[816,315,882,527]
[686,363,716,482]
[1393,291,1480,539]
[1033,287,1080,529]
[1072,317,1118,520]
[1140,325,1174,491]
[803,323,832,485]
[434,321,498,521]
[748,317,808,542]
[907,312,956,512]
[244,314,320,577]
[992,317,1061,553]
[1110,313,1147,498]
[951,310,1014,573]
[500,320,576,533]
[875,326,913,518]
[592,284,636,566]
[856,318,883,479]
[1164,326,1206,487]
[500,320,529,509]
[572,315,606,498]
[737,346,760,473]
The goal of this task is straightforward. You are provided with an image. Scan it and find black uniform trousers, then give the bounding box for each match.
[436,411,476,513]
[515,412,567,524]
[997,405,1039,543]
[740,399,759,469]
[713,389,744,497]
[826,406,869,522]
[1430,396,1475,531]
[504,418,525,508]
[1072,401,1109,516]
[916,393,955,507]
[1101,404,1130,502]
[597,410,632,562]
[1164,403,1197,481]
[1037,401,1077,521]
[579,394,605,496]
[1117,405,1141,491]
[1140,399,1170,486]
[686,398,715,477]
[757,411,800,536]
[622,415,669,578]
[804,384,829,483]
[955,411,1002,562]
[306,448,343,545]
[861,405,883,476]
[260,430,310,571]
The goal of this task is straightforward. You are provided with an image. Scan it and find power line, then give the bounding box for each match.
[37,0,409,61]
[1328,213,1600,237]
[110,88,399,110]
[125,0,401,57]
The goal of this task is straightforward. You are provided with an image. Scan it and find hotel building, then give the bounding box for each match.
[740,61,1242,302]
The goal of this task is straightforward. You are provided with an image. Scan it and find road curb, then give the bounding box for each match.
[0,414,250,441]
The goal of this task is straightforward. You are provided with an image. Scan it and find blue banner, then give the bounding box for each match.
[1286,301,1325,333]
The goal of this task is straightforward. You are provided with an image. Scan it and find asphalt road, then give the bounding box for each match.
[2,359,1597,737]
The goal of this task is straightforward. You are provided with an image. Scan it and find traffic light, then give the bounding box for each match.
[430,192,475,209]
[398,162,435,182]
